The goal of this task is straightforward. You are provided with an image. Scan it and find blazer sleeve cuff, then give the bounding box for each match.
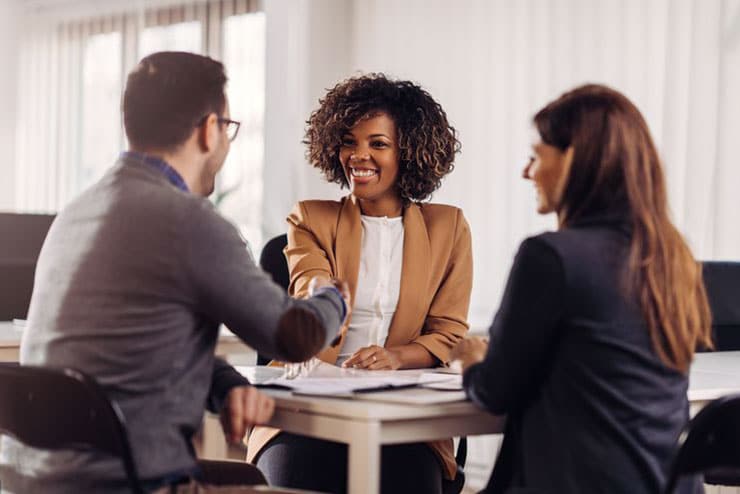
[412,333,460,365]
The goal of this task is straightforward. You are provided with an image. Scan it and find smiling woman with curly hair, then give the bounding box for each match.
[247,74,473,493]
[305,73,460,203]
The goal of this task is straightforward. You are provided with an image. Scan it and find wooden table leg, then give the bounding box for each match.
[347,421,381,494]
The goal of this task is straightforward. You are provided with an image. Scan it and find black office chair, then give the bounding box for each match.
[0,365,269,492]
[663,394,740,493]
[257,234,290,366]
[697,261,740,487]
[702,261,740,351]
[258,234,468,493]
[259,234,290,292]
[0,365,145,493]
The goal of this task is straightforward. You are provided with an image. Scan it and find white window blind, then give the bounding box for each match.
[15,0,265,248]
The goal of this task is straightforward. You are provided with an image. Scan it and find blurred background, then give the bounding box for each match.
[0,0,738,331]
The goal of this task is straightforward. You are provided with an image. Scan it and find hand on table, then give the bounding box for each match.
[342,345,401,370]
[219,385,275,444]
[450,336,489,373]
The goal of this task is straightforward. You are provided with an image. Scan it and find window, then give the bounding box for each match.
[81,32,122,191]
[219,12,265,249]
[15,0,265,246]
[139,21,202,58]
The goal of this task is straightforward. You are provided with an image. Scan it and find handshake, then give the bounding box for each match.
[307,276,352,328]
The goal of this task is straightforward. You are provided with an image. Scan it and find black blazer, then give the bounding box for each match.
[464,215,702,494]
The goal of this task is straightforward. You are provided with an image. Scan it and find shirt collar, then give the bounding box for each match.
[121,151,189,193]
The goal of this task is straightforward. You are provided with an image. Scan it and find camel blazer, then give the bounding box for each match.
[247,195,473,479]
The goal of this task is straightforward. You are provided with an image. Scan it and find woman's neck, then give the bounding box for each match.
[357,196,404,218]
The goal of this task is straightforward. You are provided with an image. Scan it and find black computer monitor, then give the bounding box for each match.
[0,213,55,320]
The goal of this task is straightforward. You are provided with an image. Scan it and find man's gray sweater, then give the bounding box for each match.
[0,158,344,492]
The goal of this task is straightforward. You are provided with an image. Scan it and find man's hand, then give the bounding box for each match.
[342,345,402,370]
[219,385,275,444]
[309,276,352,348]
[450,336,489,372]
[309,276,351,311]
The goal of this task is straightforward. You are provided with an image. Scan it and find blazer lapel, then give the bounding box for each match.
[385,203,431,347]
[334,195,362,302]
[317,195,362,364]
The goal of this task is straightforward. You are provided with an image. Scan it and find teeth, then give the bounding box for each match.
[351,168,377,177]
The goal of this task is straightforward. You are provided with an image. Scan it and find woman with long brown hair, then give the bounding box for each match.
[452,84,712,494]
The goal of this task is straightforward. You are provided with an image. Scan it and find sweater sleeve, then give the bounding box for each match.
[183,200,345,362]
[205,357,250,414]
[463,237,566,414]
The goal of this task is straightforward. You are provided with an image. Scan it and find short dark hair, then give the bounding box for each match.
[304,73,460,203]
[123,51,227,151]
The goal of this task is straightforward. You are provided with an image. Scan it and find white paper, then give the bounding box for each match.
[352,388,467,405]
[237,362,462,397]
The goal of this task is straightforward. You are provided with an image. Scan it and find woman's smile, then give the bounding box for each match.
[349,166,379,183]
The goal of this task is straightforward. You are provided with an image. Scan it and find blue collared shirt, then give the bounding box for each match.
[121,151,189,193]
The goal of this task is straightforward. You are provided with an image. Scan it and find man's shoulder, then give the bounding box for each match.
[58,160,216,237]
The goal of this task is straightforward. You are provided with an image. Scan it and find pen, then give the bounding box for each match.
[353,383,418,394]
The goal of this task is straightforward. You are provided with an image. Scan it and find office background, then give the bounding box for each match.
[0,0,738,329]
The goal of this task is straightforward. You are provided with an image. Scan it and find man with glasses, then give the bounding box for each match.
[0,51,348,493]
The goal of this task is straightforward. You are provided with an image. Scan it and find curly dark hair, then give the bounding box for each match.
[304,73,461,203]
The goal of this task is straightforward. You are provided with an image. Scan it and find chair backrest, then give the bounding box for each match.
[663,393,740,493]
[0,365,144,494]
[259,234,290,291]
[257,234,289,365]
[702,261,740,351]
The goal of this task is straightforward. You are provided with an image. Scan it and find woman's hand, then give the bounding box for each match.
[308,276,352,316]
[342,345,402,370]
[450,336,489,372]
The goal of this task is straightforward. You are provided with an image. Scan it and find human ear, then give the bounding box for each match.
[198,113,219,152]
[562,146,575,171]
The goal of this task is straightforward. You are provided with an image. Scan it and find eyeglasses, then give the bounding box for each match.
[197,114,241,142]
[218,117,241,142]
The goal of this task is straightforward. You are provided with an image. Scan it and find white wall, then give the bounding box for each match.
[0,0,21,210]
[261,0,740,329]
[261,0,351,241]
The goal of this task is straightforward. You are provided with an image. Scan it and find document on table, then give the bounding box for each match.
[236,362,463,400]
[352,388,467,405]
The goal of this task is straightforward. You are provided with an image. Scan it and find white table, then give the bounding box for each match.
[687,350,740,414]
[3,322,739,494]
[0,321,251,361]
[256,387,504,494]
[242,352,740,494]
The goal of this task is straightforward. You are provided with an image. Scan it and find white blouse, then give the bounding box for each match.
[336,215,405,366]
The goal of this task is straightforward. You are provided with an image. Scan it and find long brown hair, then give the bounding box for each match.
[534,84,712,372]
